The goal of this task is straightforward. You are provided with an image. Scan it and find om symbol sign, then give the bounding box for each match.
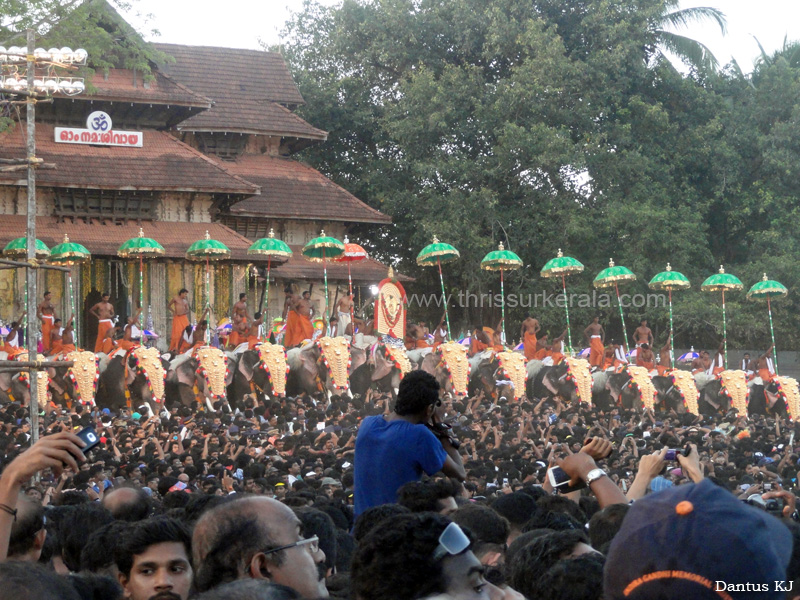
[86,111,113,132]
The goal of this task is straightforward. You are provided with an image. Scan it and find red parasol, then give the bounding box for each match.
[334,237,368,334]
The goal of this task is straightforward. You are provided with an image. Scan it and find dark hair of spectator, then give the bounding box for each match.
[351,504,411,543]
[394,371,440,416]
[114,517,191,578]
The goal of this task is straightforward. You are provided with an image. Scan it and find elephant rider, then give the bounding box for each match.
[584,316,605,369]
[37,291,57,353]
[602,345,615,370]
[532,334,549,360]
[636,343,657,375]
[90,292,116,353]
[548,333,566,365]
[326,314,340,338]
[657,339,672,376]
[521,316,541,360]
[168,288,191,352]
[58,316,77,355]
[611,341,628,371]
[284,288,314,348]
[405,324,430,350]
[692,350,710,375]
[336,292,354,337]
[1,317,24,357]
[633,319,653,348]
[432,314,448,348]
[490,319,505,351]
[189,310,211,349]
[707,341,725,376]
[469,326,491,357]
[741,353,754,378]
[99,325,119,355]
[755,345,776,384]
[48,318,64,355]
[118,308,143,352]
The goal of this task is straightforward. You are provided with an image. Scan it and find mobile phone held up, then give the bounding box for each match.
[76,426,101,454]
[547,466,586,493]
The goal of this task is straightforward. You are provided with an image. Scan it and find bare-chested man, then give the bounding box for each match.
[432,314,448,347]
[633,319,653,347]
[657,338,672,375]
[636,343,656,373]
[59,316,76,354]
[1,313,25,356]
[90,293,115,353]
[168,288,191,352]
[755,345,776,384]
[37,291,57,353]
[233,293,249,324]
[336,293,354,338]
[119,308,143,351]
[284,288,313,347]
[520,316,541,361]
[49,317,64,353]
[584,316,605,369]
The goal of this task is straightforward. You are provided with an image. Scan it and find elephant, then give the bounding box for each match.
[468,350,528,401]
[745,382,789,417]
[47,351,100,408]
[541,364,582,405]
[419,341,470,397]
[695,379,733,415]
[166,346,233,412]
[651,375,688,413]
[227,344,291,406]
[0,370,31,406]
[286,337,361,398]
[96,347,168,415]
[349,343,412,399]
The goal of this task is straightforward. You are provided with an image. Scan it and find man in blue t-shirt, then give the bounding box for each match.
[353,370,466,517]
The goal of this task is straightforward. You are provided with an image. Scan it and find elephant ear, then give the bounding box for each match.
[419,353,438,376]
[125,355,138,386]
[299,348,318,376]
[237,351,259,383]
[372,350,395,382]
[350,347,367,373]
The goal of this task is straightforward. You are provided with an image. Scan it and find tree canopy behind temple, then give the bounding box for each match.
[279,0,800,350]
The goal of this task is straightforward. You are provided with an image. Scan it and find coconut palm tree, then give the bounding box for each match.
[652,1,727,71]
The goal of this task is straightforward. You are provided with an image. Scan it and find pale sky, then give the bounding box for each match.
[123,0,800,73]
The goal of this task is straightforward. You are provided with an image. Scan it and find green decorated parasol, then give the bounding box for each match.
[541,249,584,355]
[417,236,460,340]
[3,237,50,259]
[593,259,636,353]
[187,231,231,343]
[701,266,743,370]
[248,229,293,325]
[3,237,50,335]
[648,264,691,369]
[302,231,345,322]
[118,228,164,322]
[50,235,91,345]
[481,242,523,346]
[747,274,788,375]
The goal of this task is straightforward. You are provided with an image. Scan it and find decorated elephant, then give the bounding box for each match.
[350,341,413,398]
[0,352,51,410]
[286,337,356,397]
[96,346,168,415]
[228,342,290,405]
[539,358,593,406]
[468,350,528,401]
[47,351,100,408]
[166,346,233,412]
[419,341,470,397]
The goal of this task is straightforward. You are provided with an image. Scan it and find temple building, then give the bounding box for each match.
[0,7,394,350]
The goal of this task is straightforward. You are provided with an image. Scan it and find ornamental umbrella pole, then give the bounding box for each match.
[335,238,368,333]
[541,249,584,356]
[302,231,345,324]
[747,274,788,375]
[119,228,164,329]
[187,231,231,345]
[593,259,637,353]
[49,235,90,346]
[417,237,460,341]
[4,237,50,338]
[247,229,292,327]
[481,242,523,346]
[648,264,690,369]
[701,266,743,370]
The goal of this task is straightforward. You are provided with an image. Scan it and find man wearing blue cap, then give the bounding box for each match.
[605,478,793,599]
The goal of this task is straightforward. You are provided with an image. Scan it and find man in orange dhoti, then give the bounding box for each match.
[1,319,24,357]
[49,318,64,356]
[521,316,541,361]
[709,342,725,376]
[38,291,56,353]
[168,289,191,352]
[637,343,656,373]
[756,345,776,384]
[469,327,490,357]
[90,293,115,353]
[59,317,77,354]
[656,340,671,376]
[284,289,314,348]
[584,316,605,369]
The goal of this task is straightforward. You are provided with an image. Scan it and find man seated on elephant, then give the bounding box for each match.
[1,314,24,356]
[247,312,265,349]
[755,345,776,384]
[636,343,656,374]
[707,341,725,376]
[99,325,119,355]
[48,318,64,355]
[656,339,672,376]
[469,327,491,357]
[119,308,143,351]
[52,316,76,356]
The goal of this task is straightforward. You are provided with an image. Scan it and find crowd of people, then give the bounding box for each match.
[0,364,799,599]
